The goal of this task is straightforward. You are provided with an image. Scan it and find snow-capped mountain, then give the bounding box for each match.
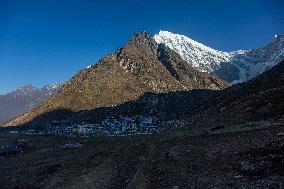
[5,31,228,127]
[154,31,284,83]
[154,31,232,72]
[0,83,63,122]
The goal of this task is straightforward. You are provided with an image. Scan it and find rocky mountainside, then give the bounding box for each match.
[5,31,228,127]
[192,60,284,127]
[0,83,63,122]
[154,31,284,83]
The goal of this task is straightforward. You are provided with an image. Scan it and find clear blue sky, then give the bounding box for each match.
[0,0,283,94]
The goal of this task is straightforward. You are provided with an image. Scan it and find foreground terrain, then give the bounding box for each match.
[1,121,283,189]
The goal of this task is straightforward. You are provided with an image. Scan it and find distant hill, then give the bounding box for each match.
[0,83,63,122]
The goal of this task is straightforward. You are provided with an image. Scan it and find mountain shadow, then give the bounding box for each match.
[15,89,220,127]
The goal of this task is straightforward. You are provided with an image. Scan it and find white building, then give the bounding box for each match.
[77,124,96,135]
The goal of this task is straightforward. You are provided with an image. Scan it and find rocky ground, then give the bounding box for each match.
[0,121,283,189]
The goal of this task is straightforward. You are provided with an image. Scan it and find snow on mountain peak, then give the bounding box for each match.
[155,31,216,53]
[154,30,284,84]
[154,30,231,72]
[44,82,64,91]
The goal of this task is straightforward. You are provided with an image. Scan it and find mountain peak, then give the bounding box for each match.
[154,30,284,84]
[273,32,284,42]
[15,85,38,95]
[43,82,65,91]
[0,83,63,122]
[129,30,158,56]
[154,30,220,54]
[154,31,230,73]
[130,30,153,44]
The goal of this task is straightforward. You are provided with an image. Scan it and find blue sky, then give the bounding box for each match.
[0,0,283,94]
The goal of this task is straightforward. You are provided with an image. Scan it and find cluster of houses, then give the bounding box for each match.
[47,115,181,137]
[1,115,190,138]
[49,124,101,137]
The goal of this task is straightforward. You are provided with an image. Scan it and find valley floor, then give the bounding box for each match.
[0,122,283,189]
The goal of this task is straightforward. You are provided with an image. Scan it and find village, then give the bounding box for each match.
[2,115,188,138]
[0,116,188,158]
[47,115,186,137]
[0,115,186,157]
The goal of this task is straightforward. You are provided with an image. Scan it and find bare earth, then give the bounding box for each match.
[0,122,283,189]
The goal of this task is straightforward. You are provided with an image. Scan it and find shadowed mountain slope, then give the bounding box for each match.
[192,60,284,127]
[15,89,217,127]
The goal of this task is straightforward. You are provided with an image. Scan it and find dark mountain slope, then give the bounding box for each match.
[18,89,217,127]
[5,32,228,127]
[192,60,284,127]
